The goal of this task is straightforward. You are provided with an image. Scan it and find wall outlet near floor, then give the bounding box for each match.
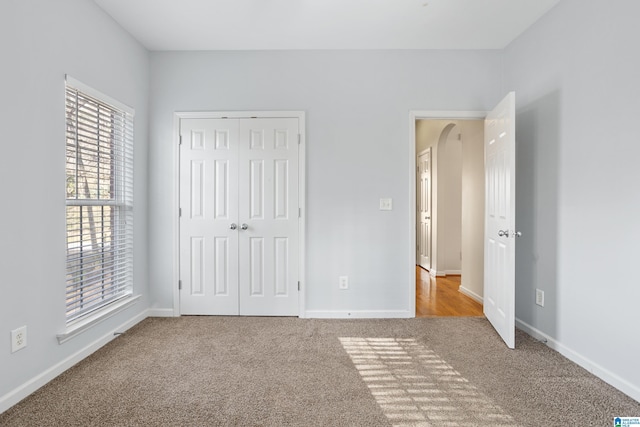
[339,276,349,290]
[535,289,545,307]
[379,198,393,211]
[11,326,27,353]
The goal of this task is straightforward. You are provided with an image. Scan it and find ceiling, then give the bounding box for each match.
[94,0,561,51]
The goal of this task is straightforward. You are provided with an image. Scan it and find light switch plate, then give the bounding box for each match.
[379,198,393,211]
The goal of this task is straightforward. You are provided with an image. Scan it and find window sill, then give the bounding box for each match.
[57,294,141,344]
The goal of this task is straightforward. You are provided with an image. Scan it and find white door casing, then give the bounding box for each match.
[483,92,516,349]
[179,115,301,316]
[417,148,432,270]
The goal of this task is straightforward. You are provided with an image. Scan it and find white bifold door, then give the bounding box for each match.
[484,92,517,348]
[179,117,300,316]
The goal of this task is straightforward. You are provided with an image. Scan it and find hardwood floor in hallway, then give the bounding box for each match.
[416,266,484,317]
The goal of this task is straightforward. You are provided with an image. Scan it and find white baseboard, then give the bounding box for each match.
[0,309,148,414]
[516,318,640,403]
[431,270,462,277]
[459,286,483,304]
[304,310,413,319]
[147,308,177,317]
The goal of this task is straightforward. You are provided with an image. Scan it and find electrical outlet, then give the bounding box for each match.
[11,326,27,353]
[535,289,544,307]
[339,276,349,290]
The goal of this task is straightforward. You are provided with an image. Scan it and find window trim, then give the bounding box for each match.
[65,76,134,116]
[62,75,135,334]
[57,295,141,344]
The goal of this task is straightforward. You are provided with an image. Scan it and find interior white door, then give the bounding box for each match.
[484,92,516,349]
[179,117,300,316]
[180,118,240,315]
[417,148,432,270]
[238,118,299,316]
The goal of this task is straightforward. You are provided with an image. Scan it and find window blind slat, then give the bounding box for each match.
[65,279,131,305]
[65,275,131,304]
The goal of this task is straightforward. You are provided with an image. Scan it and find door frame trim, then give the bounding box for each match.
[172,111,307,317]
[409,110,486,316]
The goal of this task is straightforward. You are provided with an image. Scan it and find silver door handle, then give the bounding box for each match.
[230,223,237,230]
[241,223,249,230]
[498,230,522,238]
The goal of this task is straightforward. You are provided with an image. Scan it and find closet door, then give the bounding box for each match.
[179,117,300,316]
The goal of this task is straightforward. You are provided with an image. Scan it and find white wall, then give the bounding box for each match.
[148,51,502,316]
[415,120,449,272]
[460,120,485,301]
[0,0,149,411]
[504,0,640,401]
[437,126,463,274]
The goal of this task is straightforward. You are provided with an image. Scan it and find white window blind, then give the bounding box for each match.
[65,78,134,323]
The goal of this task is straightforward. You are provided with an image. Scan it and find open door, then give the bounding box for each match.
[417,148,432,270]
[484,92,517,348]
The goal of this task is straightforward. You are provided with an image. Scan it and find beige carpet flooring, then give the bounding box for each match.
[1,316,639,426]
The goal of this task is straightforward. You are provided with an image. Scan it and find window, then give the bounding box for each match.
[65,77,134,323]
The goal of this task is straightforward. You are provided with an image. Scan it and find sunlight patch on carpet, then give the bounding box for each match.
[339,337,519,427]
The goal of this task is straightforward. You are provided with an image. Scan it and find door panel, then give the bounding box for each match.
[239,118,299,316]
[180,119,240,315]
[484,92,516,348]
[417,148,432,269]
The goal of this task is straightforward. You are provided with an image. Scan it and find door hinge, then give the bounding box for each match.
[298,281,300,291]
[298,134,301,145]
[179,135,183,145]
[178,280,182,290]
[298,207,301,218]
[179,207,182,217]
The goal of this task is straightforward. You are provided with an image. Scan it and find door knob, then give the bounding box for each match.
[241,223,249,230]
[230,223,237,230]
[498,230,522,238]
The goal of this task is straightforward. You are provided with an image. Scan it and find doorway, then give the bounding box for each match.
[411,114,486,316]
[410,94,517,346]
